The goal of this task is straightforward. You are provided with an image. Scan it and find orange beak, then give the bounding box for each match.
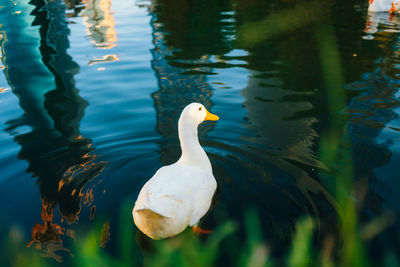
[204,109,219,121]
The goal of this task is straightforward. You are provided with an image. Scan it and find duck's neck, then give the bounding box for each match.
[177,119,211,171]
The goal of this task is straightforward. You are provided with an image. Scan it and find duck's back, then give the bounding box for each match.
[133,163,216,239]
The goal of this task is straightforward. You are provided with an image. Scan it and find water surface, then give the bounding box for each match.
[0,0,399,263]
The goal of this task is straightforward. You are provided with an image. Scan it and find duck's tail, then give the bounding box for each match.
[133,208,187,240]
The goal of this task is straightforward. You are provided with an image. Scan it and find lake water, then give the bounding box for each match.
[0,0,399,263]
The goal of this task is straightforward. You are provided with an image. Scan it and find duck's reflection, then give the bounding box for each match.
[1,0,105,261]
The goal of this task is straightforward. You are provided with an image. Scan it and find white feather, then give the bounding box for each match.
[132,103,218,239]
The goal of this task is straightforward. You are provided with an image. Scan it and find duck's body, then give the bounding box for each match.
[133,164,216,239]
[133,103,219,240]
[368,0,400,13]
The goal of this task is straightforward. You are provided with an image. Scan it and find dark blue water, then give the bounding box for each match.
[0,0,399,263]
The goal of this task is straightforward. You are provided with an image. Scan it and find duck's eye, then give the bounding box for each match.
[198,107,202,111]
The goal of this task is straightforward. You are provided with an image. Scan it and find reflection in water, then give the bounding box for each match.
[81,0,118,49]
[1,0,105,261]
[232,0,338,227]
[65,0,86,18]
[240,69,337,236]
[233,1,321,169]
[230,2,338,240]
[99,221,111,248]
[88,54,120,65]
[364,11,398,35]
[148,0,232,163]
[146,0,338,249]
[351,11,400,200]
[0,30,5,72]
[242,71,321,168]
[342,12,400,254]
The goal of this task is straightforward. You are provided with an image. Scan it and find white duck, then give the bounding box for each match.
[132,103,219,240]
[368,0,400,13]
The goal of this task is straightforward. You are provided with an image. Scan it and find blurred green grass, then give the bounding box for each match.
[1,204,398,267]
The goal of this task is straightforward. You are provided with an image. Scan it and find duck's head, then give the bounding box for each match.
[180,103,219,126]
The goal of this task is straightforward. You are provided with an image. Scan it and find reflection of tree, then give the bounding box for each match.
[231,0,327,169]
[232,0,340,232]
[242,71,321,168]
[148,0,233,163]
[151,0,232,59]
[1,0,105,261]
